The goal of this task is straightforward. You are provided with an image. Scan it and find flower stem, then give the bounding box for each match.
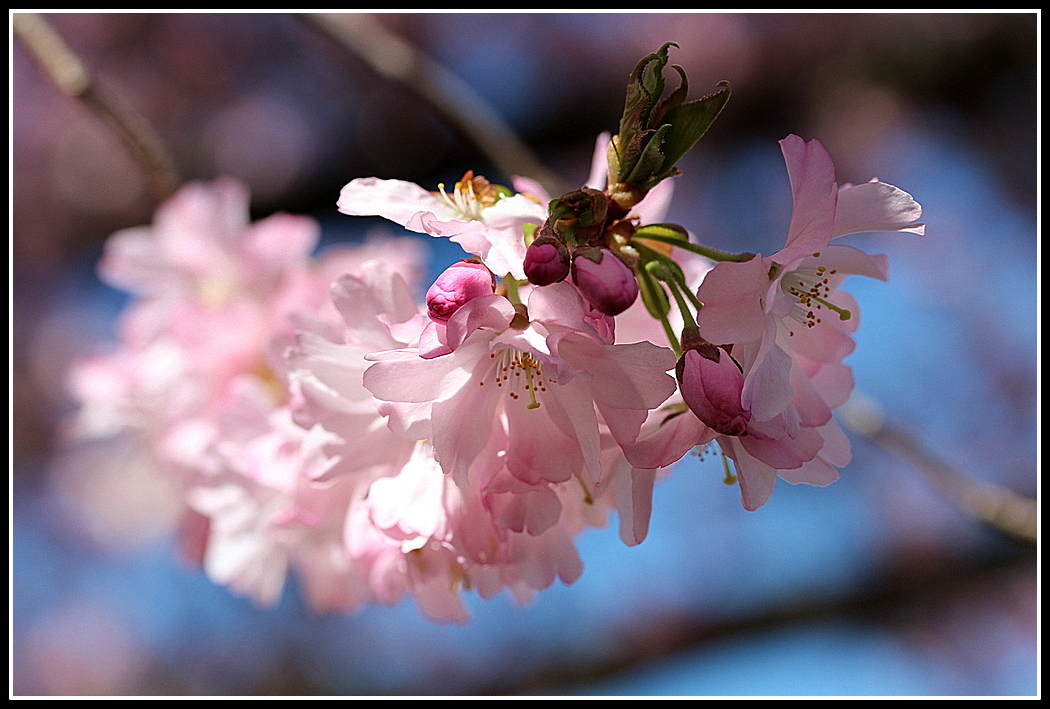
[502,276,523,307]
[635,232,755,263]
[658,309,682,359]
[664,275,696,332]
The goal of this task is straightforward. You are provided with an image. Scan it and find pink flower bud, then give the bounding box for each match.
[524,240,571,287]
[571,248,639,316]
[426,261,496,322]
[675,343,751,437]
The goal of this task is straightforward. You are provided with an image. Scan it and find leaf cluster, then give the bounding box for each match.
[608,42,730,193]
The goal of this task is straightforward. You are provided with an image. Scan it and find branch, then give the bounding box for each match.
[302,12,568,198]
[840,394,1037,544]
[13,12,181,201]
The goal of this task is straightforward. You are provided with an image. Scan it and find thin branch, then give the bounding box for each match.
[302,12,568,198]
[14,12,181,201]
[840,394,1037,544]
[471,547,1036,695]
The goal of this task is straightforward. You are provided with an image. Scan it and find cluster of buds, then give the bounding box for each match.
[523,188,639,316]
[522,42,731,317]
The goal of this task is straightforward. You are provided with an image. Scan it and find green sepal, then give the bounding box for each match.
[573,245,604,264]
[651,64,690,126]
[644,253,687,288]
[655,81,731,177]
[636,265,671,320]
[615,42,678,184]
[626,123,674,188]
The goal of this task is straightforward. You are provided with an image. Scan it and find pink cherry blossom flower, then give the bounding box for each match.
[62,178,432,610]
[689,135,922,509]
[342,438,589,623]
[363,282,678,492]
[338,171,547,280]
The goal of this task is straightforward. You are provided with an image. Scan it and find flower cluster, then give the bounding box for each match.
[64,45,921,621]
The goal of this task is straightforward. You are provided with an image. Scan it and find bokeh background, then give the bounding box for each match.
[11,12,1038,696]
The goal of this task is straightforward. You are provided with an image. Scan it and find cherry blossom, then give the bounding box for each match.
[60,110,922,620]
[688,135,923,509]
[363,281,678,490]
[337,171,547,280]
[64,178,430,608]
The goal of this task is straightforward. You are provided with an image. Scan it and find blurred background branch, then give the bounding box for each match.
[841,395,1037,545]
[13,12,181,201]
[302,12,569,197]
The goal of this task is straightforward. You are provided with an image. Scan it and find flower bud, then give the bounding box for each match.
[571,247,639,316]
[425,260,496,322]
[675,338,751,437]
[523,226,571,286]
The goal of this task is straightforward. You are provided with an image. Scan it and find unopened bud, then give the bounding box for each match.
[523,227,570,286]
[675,339,750,437]
[426,261,496,322]
[571,247,639,316]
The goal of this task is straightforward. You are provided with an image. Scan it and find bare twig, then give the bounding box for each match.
[840,394,1037,544]
[14,12,181,201]
[303,12,568,197]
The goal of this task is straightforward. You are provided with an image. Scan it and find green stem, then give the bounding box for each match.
[664,275,696,334]
[502,276,523,307]
[673,269,704,313]
[659,309,682,359]
[635,232,755,263]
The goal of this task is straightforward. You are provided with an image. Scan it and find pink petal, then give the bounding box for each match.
[631,176,674,224]
[615,465,656,546]
[243,213,319,270]
[778,135,838,262]
[442,294,517,351]
[337,177,449,226]
[739,423,823,470]
[694,256,770,345]
[834,179,924,238]
[363,340,482,404]
[504,396,583,485]
[741,328,795,422]
[428,350,504,480]
[722,437,778,511]
[448,223,527,280]
[488,485,562,536]
[541,378,603,484]
[623,409,712,470]
[820,244,890,282]
[511,175,551,204]
[777,455,840,486]
[527,281,590,333]
[803,360,854,409]
[555,334,677,410]
[585,132,612,189]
